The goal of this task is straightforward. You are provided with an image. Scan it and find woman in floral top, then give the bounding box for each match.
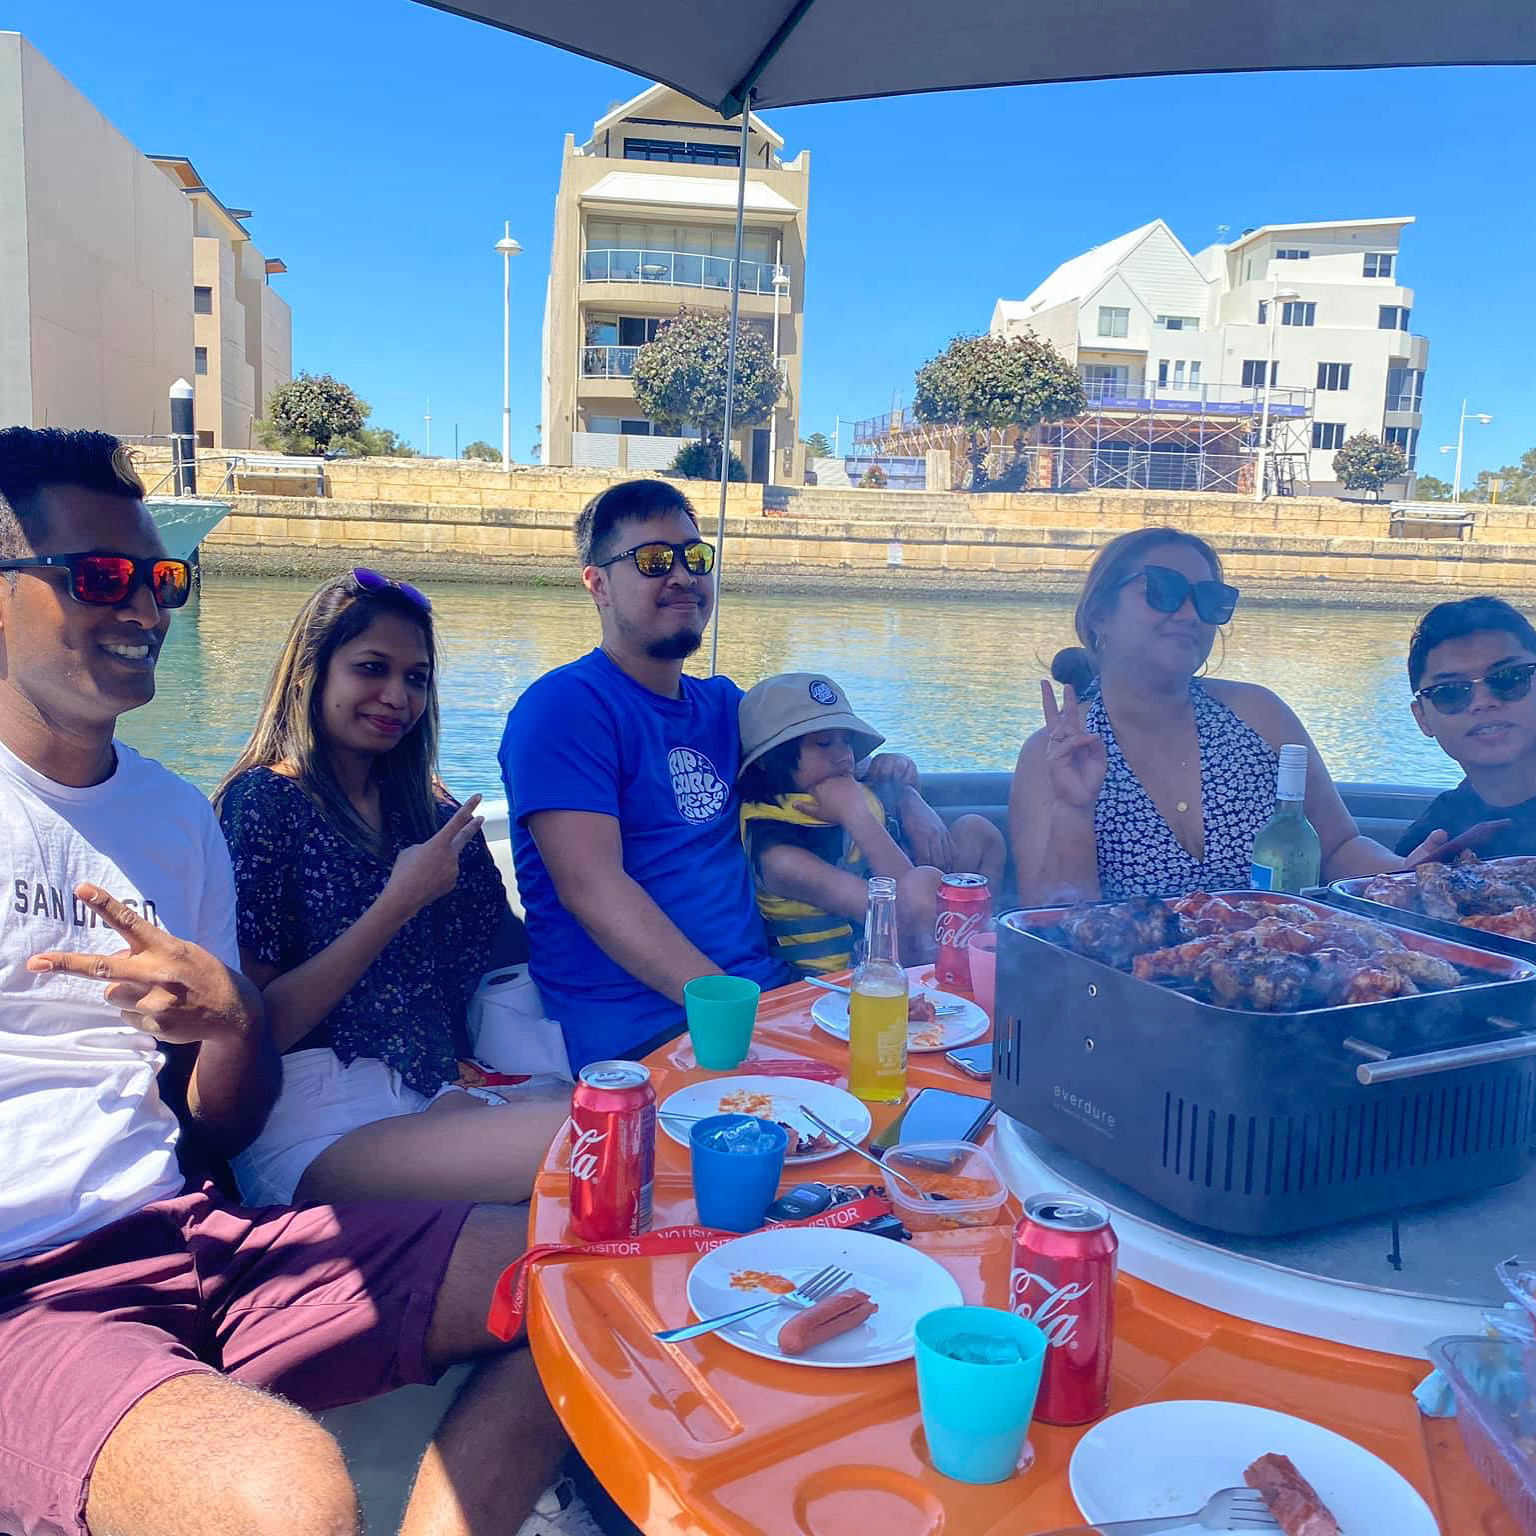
[215,569,569,1205]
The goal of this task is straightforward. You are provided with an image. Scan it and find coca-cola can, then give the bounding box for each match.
[569,1061,656,1242]
[1009,1193,1118,1424]
[934,873,991,991]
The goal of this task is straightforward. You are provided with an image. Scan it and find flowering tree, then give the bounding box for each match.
[632,307,780,479]
[1332,433,1409,499]
[912,331,1085,488]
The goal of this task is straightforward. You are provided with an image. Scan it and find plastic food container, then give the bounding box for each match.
[883,1140,1008,1232]
[1428,1336,1536,1534]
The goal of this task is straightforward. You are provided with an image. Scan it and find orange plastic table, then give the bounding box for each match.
[524,976,1503,1535]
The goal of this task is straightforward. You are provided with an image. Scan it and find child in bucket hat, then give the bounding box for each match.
[737,673,1005,976]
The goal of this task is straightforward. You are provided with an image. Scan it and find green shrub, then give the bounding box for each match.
[668,440,745,481]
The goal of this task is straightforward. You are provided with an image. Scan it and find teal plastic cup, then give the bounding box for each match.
[914,1305,1048,1484]
[683,975,760,1070]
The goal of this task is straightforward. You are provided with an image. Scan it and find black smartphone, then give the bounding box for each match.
[944,1043,992,1081]
[871,1088,996,1153]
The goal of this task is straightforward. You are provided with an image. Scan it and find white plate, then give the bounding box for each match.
[686,1226,963,1368]
[657,1075,872,1164]
[1071,1400,1440,1535]
[810,984,988,1052]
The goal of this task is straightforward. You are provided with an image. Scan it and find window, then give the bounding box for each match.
[1257,300,1267,324]
[1379,306,1411,330]
[1385,426,1420,468]
[1275,248,1310,260]
[1312,422,1346,451]
[619,419,653,436]
[1189,361,1201,385]
[1281,301,1316,327]
[1155,315,1200,331]
[1364,252,1395,278]
[194,346,208,376]
[623,136,738,166]
[1157,360,1169,386]
[193,285,213,315]
[1241,359,1278,388]
[1173,360,1186,386]
[585,416,622,434]
[617,316,663,346]
[196,430,215,448]
[1315,362,1351,391]
[1097,306,1129,338]
[1386,366,1425,413]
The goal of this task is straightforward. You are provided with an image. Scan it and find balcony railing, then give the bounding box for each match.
[1078,376,1312,415]
[581,345,641,378]
[582,247,790,297]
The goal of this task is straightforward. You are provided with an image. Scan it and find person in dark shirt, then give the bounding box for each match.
[216,570,570,1206]
[1396,596,1536,859]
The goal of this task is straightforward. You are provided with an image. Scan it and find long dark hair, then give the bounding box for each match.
[1051,526,1225,695]
[214,573,442,852]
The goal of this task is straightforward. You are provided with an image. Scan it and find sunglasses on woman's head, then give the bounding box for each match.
[0,552,193,609]
[351,567,431,612]
[596,539,716,578]
[1415,661,1536,715]
[1117,564,1240,626]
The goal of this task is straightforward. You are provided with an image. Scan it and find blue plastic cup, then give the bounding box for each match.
[689,1114,788,1233]
[914,1305,1048,1484]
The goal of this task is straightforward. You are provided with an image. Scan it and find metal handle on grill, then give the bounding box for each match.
[1355,1032,1536,1085]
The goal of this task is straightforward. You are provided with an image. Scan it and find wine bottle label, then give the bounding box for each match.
[1250,862,1274,891]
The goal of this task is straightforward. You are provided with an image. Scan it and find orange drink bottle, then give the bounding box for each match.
[848,876,909,1103]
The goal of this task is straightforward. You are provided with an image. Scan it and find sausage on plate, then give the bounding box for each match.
[777,1288,877,1356]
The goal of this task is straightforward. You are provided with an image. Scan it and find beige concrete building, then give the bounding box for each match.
[541,83,810,483]
[151,157,292,449]
[0,34,290,448]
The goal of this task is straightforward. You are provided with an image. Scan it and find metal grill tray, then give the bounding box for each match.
[1324,862,1536,966]
[992,891,1536,1236]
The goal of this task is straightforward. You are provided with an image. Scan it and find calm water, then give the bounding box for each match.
[116,576,1460,799]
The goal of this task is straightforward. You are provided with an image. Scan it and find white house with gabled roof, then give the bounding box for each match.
[992,217,1428,495]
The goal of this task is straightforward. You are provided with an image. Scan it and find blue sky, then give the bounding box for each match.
[10,0,1533,477]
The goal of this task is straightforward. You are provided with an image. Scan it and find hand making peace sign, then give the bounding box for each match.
[28,883,256,1045]
[1040,679,1109,812]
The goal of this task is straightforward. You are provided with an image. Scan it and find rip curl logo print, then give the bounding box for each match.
[668,747,728,824]
[808,679,837,706]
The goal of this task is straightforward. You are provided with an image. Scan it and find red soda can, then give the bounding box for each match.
[1009,1193,1118,1424]
[569,1061,656,1241]
[934,873,991,991]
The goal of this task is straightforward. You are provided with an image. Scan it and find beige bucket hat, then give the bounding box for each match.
[738,672,885,779]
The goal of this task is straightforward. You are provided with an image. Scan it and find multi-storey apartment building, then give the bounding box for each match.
[542,83,809,482]
[991,218,1428,494]
[152,158,292,451]
[0,34,290,449]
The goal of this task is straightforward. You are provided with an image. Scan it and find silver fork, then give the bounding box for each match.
[1029,1488,1278,1534]
[653,1262,852,1344]
[806,976,966,1017]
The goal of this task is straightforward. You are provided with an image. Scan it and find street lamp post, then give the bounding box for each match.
[495,223,523,466]
[1437,398,1493,504]
[768,245,790,485]
[1254,281,1301,503]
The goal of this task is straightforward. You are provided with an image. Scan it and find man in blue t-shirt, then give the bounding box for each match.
[499,478,794,1068]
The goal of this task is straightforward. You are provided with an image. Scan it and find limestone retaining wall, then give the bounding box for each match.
[200,493,1536,604]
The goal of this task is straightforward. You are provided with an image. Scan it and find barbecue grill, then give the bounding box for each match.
[991,892,1536,1235]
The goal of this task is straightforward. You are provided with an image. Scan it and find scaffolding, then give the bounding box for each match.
[853,378,1315,495]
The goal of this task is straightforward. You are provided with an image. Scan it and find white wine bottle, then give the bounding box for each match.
[1251,743,1322,893]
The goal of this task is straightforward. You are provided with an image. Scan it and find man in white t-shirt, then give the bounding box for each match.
[0,429,567,1536]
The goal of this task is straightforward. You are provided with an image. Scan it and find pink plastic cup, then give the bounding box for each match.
[968,931,997,1019]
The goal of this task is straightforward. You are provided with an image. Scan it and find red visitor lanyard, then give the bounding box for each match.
[488,1193,893,1340]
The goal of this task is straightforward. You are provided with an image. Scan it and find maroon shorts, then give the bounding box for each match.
[0,1184,472,1536]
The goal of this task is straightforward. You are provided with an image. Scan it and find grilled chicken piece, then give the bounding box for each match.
[1361,874,1416,909]
[1335,965,1415,1004]
[1416,856,1536,918]
[1415,860,1466,920]
[1132,936,1219,983]
[1240,919,1316,955]
[1173,893,1261,934]
[1377,949,1461,991]
[1463,905,1536,940]
[1205,952,1312,1011]
[1059,897,1184,969]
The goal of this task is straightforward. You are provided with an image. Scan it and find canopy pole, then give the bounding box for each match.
[709,92,753,677]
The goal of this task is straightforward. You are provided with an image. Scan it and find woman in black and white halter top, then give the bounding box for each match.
[1008,528,1438,905]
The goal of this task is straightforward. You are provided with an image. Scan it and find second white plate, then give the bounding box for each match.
[811,981,988,1052]
[1070,1399,1440,1534]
